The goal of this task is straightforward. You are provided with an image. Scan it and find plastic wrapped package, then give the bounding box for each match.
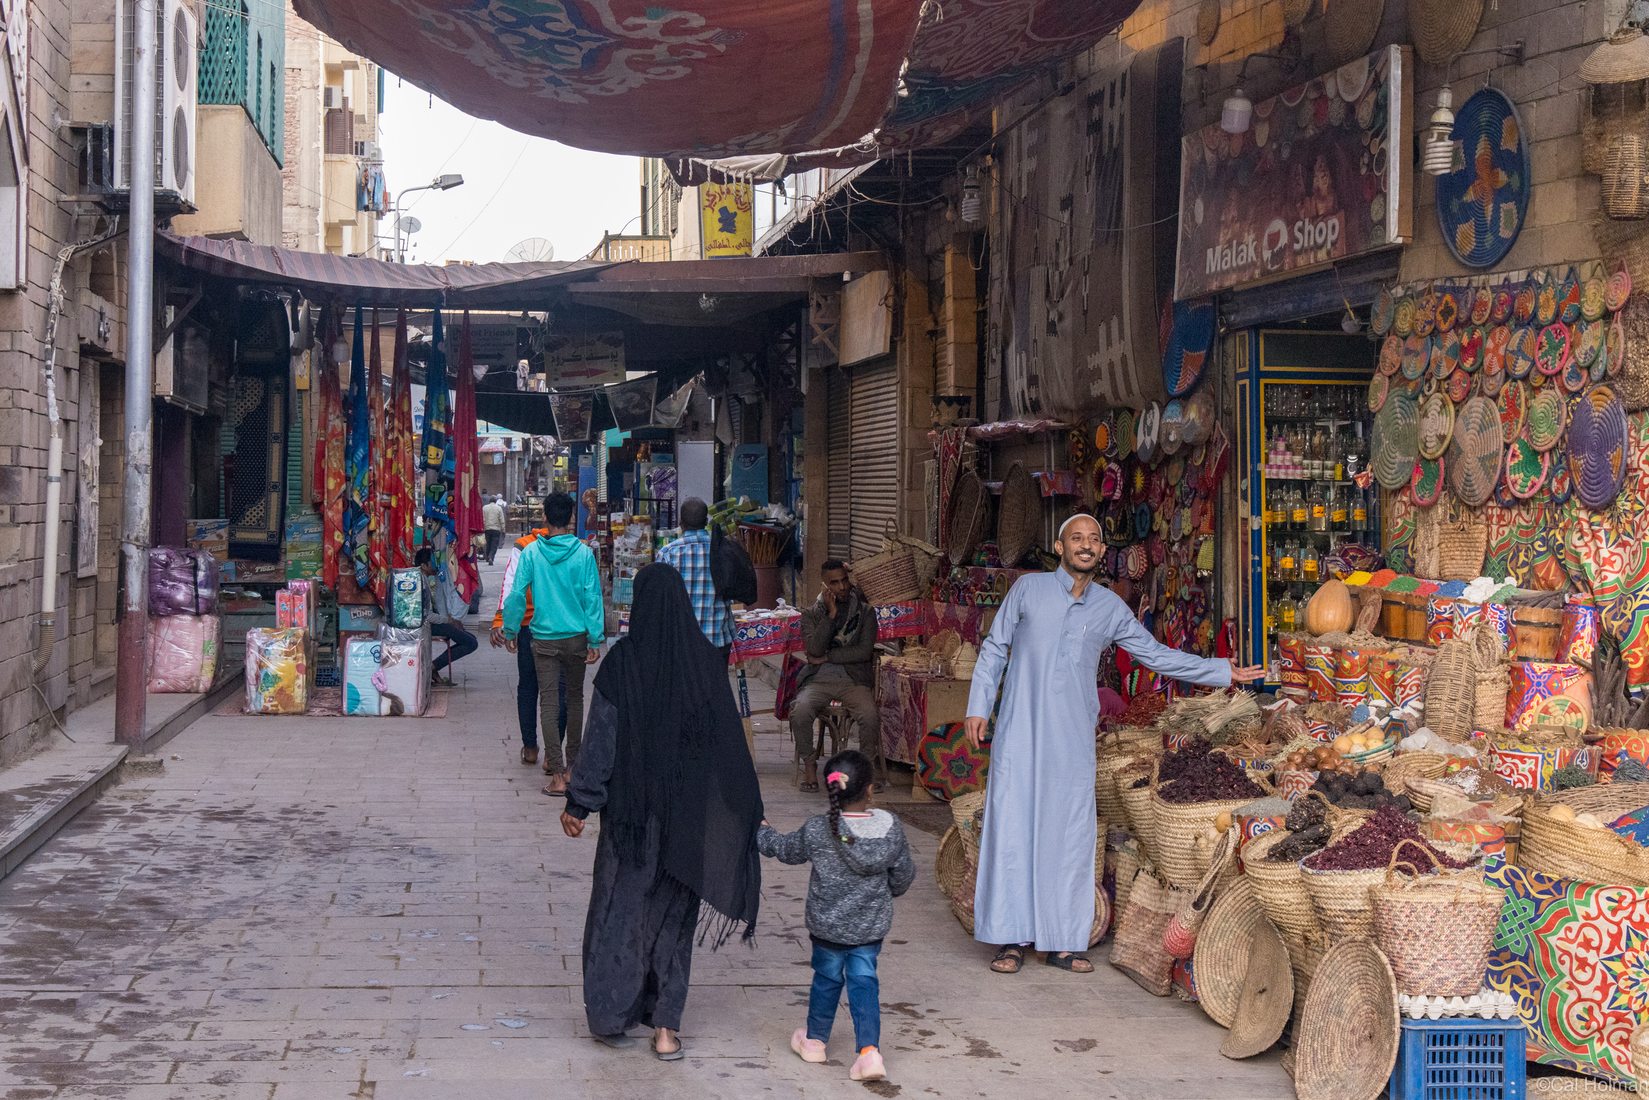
[388,568,425,628]
[343,637,386,716]
[374,623,428,716]
[276,579,317,632]
[147,614,221,693]
[149,546,220,616]
[244,627,309,715]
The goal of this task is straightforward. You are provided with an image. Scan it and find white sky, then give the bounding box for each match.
[377,80,641,265]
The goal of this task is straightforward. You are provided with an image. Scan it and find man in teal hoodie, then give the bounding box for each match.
[502,491,606,795]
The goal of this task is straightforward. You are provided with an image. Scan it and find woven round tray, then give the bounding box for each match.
[1136,401,1162,462]
[1401,334,1431,380]
[1458,325,1484,372]
[1193,877,1264,1029]
[1367,373,1389,413]
[1371,287,1397,336]
[1515,277,1538,324]
[1446,395,1505,506]
[1411,455,1445,506]
[1437,291,1460,334]
[1293,939,1401,1100]
[1498,378,1526,438]
[1196,0,1221,43]
[1505,437,1551,499]
[1470,286,1493,326]
[1527,385,1568,451]
[1483,324,1511,375]
[1417,392,1455,459]
[1506,326,1536,379]
[996,462,1039,567]
[1573,317,1605,370]
[1115,407,1136,459]
[1608,266,1633,312]
[1183,390,1215,445]
[1559,267,1582,323]
[1372,394,1421,489]
[1582,273,1607,321]
[1536,322,1571,377]
[1568,383,1629,509]
[1220,914,1293,1060]
[1608,311,1627,378]
[1537,273,1559,326]
[948,468,989,563]
[1446,367,1472,403]
[1378,333,1402,375]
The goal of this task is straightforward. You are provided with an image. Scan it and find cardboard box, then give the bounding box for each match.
[338,604,383,633]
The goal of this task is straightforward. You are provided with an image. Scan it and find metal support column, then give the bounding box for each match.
[115,0,158,747]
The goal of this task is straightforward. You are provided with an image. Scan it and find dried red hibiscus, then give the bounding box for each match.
[1156,740,1266,804]
[1303,805,1471,872]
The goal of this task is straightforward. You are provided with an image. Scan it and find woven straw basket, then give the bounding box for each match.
[1425,635,1479,743]
[1603,134,1649,220]
[1520,784,1649,887]
[1119,761,1159,864]
[935,826,977,933]
[1243,827,1321,946]
[1430,502,1488,581]
[1370,840,1503,997]
[1293,940,1401,1100]
[1153,792,1259,889]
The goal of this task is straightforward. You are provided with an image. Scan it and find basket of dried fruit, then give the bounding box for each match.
[1519,781,1649,887]
[1300,806,1476,945]
[1150,740,1269,889]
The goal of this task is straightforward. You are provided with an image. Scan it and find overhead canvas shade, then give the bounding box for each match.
[290,0,925,158]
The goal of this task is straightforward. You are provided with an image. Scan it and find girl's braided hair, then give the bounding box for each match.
[822,749,874,845]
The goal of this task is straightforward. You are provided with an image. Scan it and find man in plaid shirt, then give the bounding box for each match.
[657,497,735,661]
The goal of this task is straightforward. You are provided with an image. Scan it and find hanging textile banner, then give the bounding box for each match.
[451,314,483,605]
[549,391,595,444]
[386,310,416,570]
[421,310,455,541]
[344,310,374,591]
[700,181,753,258]
[367,311,390,602]
[1174,45,1413,300]
[546,331,625,387]
[607,375,659,432]
[319,309,346,591]
[654,376,698,428]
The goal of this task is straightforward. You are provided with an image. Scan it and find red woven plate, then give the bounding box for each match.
[1505,437,1550,499]
[1411,456,1444,505]
[1458,326,1485,372]
[917,722,991,800]
[1379,333,1402,375]
[1470,287,1493,326]
[1535,323,1570,377]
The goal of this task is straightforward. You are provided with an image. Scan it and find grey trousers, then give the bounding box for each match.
[531,635,587,772]
[788,679,879,761]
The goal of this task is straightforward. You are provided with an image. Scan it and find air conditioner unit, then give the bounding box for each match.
[155,317,210,413]
[113,0,198,205]
[353,139,381,160]
[323,85,344,110]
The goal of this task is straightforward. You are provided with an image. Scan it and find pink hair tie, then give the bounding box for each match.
[826,771,849,789]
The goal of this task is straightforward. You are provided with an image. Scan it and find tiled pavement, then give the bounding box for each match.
[0,570,1289,1099]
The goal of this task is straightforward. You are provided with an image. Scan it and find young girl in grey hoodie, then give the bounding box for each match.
[757,749,916,1083]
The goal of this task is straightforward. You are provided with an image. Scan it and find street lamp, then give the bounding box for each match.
[391,174,465,262]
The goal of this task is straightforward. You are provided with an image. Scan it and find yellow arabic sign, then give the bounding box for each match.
[700,181,753,258]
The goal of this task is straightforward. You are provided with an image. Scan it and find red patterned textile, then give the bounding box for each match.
[449,315,483,604]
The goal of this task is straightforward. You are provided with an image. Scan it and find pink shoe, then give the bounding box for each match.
[790,1027,827,1064]
[849,1047,886,1081]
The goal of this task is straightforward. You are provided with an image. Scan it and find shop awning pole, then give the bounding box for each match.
[115,0,158,748]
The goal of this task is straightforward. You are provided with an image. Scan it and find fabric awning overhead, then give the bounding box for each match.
[291,0,1144,163]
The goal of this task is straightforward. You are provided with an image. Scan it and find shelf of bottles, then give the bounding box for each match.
[1259,382,1378,644]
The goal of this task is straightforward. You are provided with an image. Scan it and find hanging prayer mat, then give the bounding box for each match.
[1447,396,1504,506]
[1373,393,1421,489]
[917,722,991,801]
[1569,384,1629,510]
[1528,386,1568,452]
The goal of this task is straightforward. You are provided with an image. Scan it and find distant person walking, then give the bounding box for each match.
[492,521,569,769]
[656,498,734,661]
[501,492,605,796]
[482,495,507,564]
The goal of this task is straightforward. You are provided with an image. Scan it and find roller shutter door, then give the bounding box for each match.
[824,357,899,562]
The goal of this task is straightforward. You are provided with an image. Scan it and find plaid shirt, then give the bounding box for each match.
[657,529,734,646]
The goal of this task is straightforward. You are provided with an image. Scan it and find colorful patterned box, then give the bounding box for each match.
[1368,650,1401,709]
[1425,597,1458,646]
[1505,661,1593,734]
[1394,657,1430,710]
[1598,728,1649,779]
[1303,642,1335,702]
[1276,633,1308,701]
[1490,738,1600,792]
[1456,601,1512,649]
[1560,599,1600,666]
[244,627,308,715]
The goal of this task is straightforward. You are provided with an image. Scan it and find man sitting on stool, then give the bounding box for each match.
[788,559,879,792]
[417,546,478,683]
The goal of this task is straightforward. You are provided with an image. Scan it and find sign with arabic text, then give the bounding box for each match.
[546,331,625,387]
[701,180,753,258]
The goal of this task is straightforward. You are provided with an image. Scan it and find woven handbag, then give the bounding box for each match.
[1425,634,1480,743]
[1470,623,1511,733]
[1371,840,1502,997]
[1435,501,1488,581]
[1108,871,1189,996]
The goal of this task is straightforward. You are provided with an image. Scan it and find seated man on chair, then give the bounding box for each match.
[788,559,880,792]
[417,546,478,683]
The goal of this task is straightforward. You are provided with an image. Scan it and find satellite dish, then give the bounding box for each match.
[506,237,556,263]
[397,215,422,235]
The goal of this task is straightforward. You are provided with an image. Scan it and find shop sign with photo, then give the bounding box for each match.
[546,331,625,387]
[548,391,595,443]
[1175,45,1413,300]
[607,375,659,432]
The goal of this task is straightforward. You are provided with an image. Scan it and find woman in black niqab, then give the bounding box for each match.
[561,563,764,1059]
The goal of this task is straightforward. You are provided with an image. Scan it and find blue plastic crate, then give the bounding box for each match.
[1390,1017,1527,1100]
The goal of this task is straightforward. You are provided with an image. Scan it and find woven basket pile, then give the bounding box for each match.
[1520,781,1649,887]
[1370,840,1503,997]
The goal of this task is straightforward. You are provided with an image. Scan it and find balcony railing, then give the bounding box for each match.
[200,0,284,166]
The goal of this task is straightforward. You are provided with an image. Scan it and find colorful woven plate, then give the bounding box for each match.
[917,722,991,800]
[1558,267,1582,324]
[1536,272,1559,325]
[1163,299,1216,397]
[1136,401,1161,462]
[1492,281,1515,324]
[1483,324,1511,376]
[1458,326,1484,372]
[1498,379,1526,438]
[1401,334,1431,380]
[1608,313,1627,378]
[1093,418,1112,455]
[1505,437,1550,499]
[1372,393,1421,490]
[1447,368,1473,403]
[1371,288,1397,336]
[1393,295,1416,337]
[1368,373,1390,413]
[1480,365,1507,398]
[1572,318,1604,369]
[1469,286,1493,326]
[1526,385,1568,452]
[1506,327,1536,379]
[1415,289,1439,336]
[1607,266,1633,313]
[1182,390,1215,446]
[1446,395,1504,507]
[1560,354,1589,395]
[1379,333,1402,375]
[1436,289,1460,332]
[1411,456,1445,506]
[1535,323,1571,376]
[1437,329,1462,375]
[1115,408,1136,459]
[1581,274,1607,322]
[1568,384,1629,509]
[1418,391,1455,459]
[1160,399,1186,456]
[1429,340,1451,381]
[1548,461,1572,505]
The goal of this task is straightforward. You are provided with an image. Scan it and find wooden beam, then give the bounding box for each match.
[584,251,886,289]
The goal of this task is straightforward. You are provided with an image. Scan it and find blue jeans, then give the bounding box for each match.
[807,940,881,1050]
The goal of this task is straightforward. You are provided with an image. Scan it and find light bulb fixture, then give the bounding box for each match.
[1421,84,1456,176]
[1341,307,1362,335]
[959,165,983,225]
[1220,87,1253,134]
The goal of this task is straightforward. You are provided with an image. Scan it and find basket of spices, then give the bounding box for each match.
[1119,760,1160,864]
[1300,805,1475,945]
[1150,741,1267,888]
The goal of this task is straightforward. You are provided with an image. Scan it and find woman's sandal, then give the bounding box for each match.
[1044,952,1094,973]
[989,945,1026,974]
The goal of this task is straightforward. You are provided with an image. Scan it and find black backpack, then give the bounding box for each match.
[710,527,758,604]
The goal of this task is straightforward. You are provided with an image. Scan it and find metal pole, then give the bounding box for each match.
[115,0,158,748]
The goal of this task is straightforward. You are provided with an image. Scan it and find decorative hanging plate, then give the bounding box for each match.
[1536,273,1560,326]
[916,723,991,800]
[1568,384,1629,509]
[1505,437,1550,499]
[1136,401,1161,462]
[1371,287,1397,336]
[1372,393,1421,490]
[1163,299,1216,397]
[1392,295,1416,336]
[1469,286,1493,326]
[1581,274,1608,322]
[1548,460,1572,505]
[1480,365,1506,398]
[1378,333,1402,375]
[1491,281,1515,324]
[1134,503,1152,540]
[1411,456,1445,506]
[1436,288,1460,332]
[1558,267,1583,324]
[1436,88,1530,269]
[1400,334,1430,380]
[1446,367,1473,403]
[1100,462,1122,501]
[1571,318,1604,369]
[1607,313,1627,378]
[1160,399,1186,456]
[1482,324,1511,376]
[1416,288,1439,337]
[1446,395,1504,506]
[1607,266,1633,313]
[1093,418,1113,456]
[1506,326,1536,379]
[1115,407,1136,459]
[1526,385,1568,452]
[1560,355,1589,395]
[1067,429,1089,470]
[1182,391,1215,446]
[1417,391,1455,459]
[1436,329,1462,375]
[1367,373,1390,413]
[1535,323,1570,376]
[1497,378,1526,439]
[1514,277,1537,325]
[1458,325,1484,372]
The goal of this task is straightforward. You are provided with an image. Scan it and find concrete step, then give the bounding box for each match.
[0,741,126,880]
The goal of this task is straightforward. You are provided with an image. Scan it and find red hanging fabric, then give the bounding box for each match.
[450,313,483,604]
[386,309,416,570]
[367,310,389,601]
[320,317,347,593]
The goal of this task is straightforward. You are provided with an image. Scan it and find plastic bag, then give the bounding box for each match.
[149,546,220,616]
[245,627,308,714]
[147,614,221,693]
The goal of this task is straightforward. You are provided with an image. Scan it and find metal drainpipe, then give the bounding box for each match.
[115,0,158,748]
[34,221,125,677]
